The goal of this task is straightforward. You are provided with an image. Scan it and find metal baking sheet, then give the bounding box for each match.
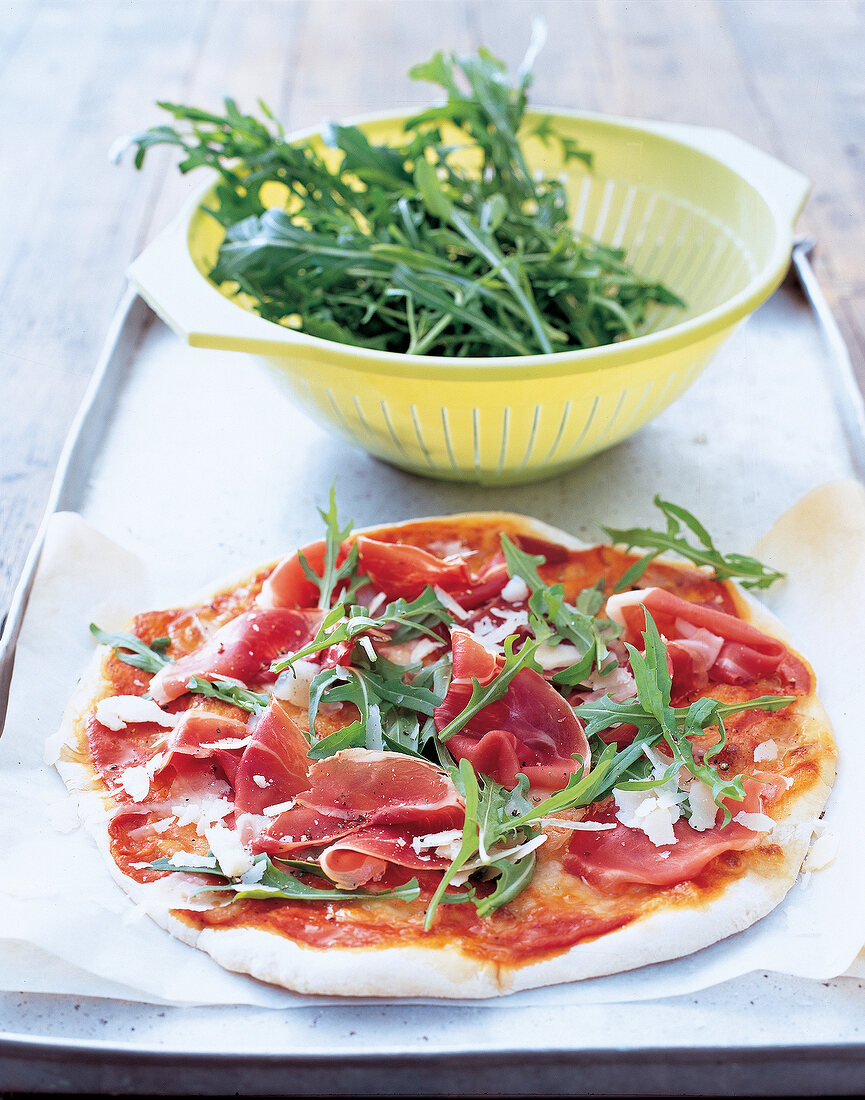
[2,242,865,1095]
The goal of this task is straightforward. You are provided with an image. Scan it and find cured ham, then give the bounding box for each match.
[434,628,589,791]
[149,607,324,705]
[564,775,777,889]
[258,539,328,610]
[355,536,473,602]
[255,749,465,874]
[564,809,763,889]
[154,708,250,786]
[355,537,509,610]
[233,699,312,814]
[606,587,799,692]
[296,749,465,824]
[317,826,455,889]
[164,710,250,758]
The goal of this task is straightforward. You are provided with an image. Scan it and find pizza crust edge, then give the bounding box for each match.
[50,511,837,1000]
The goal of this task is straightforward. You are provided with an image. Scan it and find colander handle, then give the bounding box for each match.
[127,190,319,354]
[642,120,810,227]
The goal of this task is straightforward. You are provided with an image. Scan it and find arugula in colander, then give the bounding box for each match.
[120,34,684,357]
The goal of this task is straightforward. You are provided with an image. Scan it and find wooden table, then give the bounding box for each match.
[2,0,863,617]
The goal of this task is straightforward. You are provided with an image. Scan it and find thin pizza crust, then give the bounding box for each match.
[53,512,836,999]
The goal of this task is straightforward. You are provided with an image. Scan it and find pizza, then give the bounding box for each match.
[54,498,836,998]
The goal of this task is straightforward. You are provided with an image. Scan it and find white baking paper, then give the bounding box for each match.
[1,482,864,1007]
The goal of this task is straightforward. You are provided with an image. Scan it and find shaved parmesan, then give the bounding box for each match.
[754,739,779,762]
[686,781,719,832]
[263,798,298,817]
[582,663,637,702]
[803,830,838,872]
[733,810,775,833]
[240,859,267,885]
[614,784,686,847]
[501,576,529,603]
[120,765,150,802]
[534,641,582,671]
[172,795,234,832]
[433,585,469,621]
[272,659,321,707]
[169,851,217,869]
[205,823,254,877]
[469,607,528,648]
[95,695,179,731]
[412,829,463,856]
[198,737,253,752]
[605,588,660,627]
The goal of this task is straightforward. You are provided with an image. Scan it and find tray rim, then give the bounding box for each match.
[2,248,865,1089]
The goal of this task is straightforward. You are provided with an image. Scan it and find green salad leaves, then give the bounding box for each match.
[122,41,684,356]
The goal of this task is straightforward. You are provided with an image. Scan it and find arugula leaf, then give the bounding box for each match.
[573,608,796,820]
[304,653,447,761]
[424,759,483,929]
[300,485,362,609]
[603,496,785,591]
[89,624,170,673]
[473,850,537,917]
[184,675,269,714]
[151,853,420,904]
[500,535,618,683]
[270,588,451,675]
[424,752,620,925]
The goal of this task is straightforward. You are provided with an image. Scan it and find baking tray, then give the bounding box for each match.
[2,241,865,1096]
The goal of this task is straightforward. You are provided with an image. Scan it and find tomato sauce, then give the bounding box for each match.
[86,515,828,968]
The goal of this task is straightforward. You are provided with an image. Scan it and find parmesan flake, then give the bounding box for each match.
[120,765,150,802]
[753,739,779,762]
[733,810,775,833]
[95,695,179,732]
[263,798,297,817]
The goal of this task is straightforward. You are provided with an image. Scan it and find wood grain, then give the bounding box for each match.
[2,0,863,620]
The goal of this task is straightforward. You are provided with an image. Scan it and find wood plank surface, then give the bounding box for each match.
[2,0,863,620]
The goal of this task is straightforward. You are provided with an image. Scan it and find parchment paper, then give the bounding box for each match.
[1,480,863,1007]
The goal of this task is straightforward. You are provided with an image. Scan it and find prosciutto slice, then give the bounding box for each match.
[355,536,473,602]
[355,537,509,610]
[154,709,250,785]
[317,825,455,889]
[258,539,328,610]
[149,608,324,705]
[434,628,589,792]
[233,699,312,814]
[255,750,465,877]
[564,775,776,889]
[605,588,801,692]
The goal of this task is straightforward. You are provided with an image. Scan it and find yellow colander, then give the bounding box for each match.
[129,110,808,485]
